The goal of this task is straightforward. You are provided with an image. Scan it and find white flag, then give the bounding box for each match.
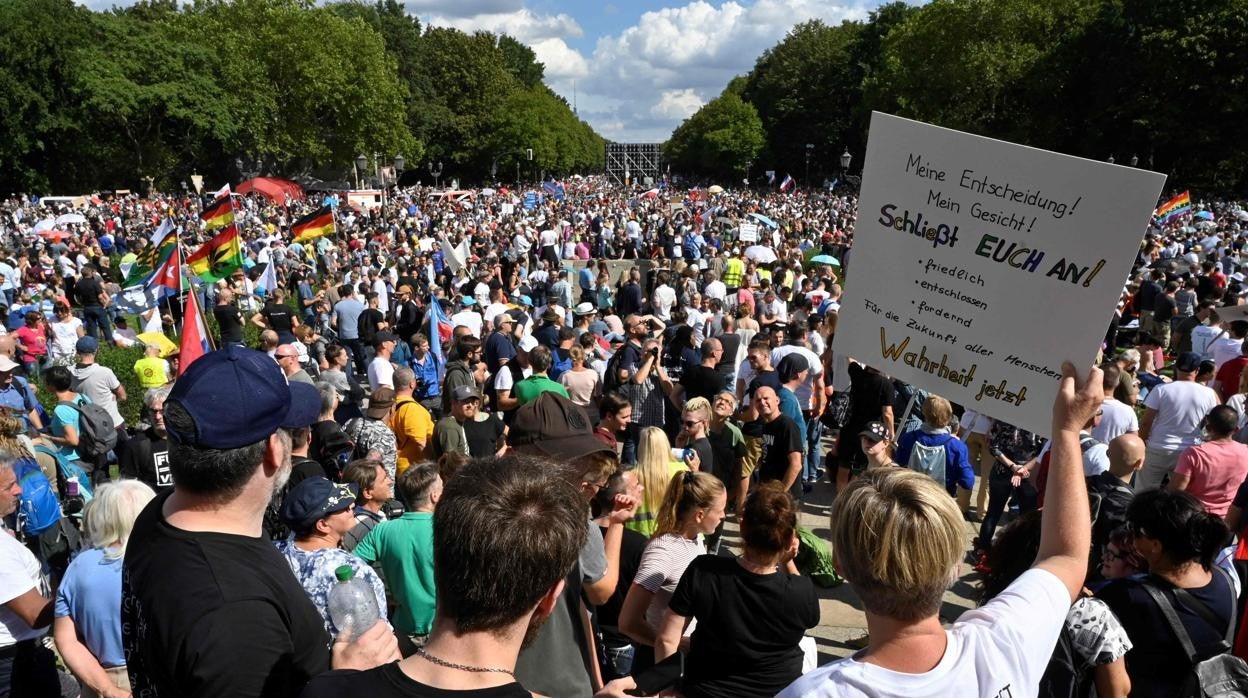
[213,184,231,199]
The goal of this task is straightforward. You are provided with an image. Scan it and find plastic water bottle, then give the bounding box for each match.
[326,565,380,642]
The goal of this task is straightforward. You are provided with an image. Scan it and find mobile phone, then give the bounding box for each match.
[628,653,683,696]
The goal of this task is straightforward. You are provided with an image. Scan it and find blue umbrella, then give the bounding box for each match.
[810,254,840,266]
[748,212,779,228]
[1194,211,1214,220]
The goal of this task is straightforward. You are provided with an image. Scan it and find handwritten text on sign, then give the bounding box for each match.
[833,113,1165,435]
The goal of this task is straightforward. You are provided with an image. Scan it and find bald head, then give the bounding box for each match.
[1108,433,1145,478]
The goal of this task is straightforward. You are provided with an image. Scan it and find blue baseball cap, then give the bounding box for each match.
[280,476,358,534]
[166,345,321,449]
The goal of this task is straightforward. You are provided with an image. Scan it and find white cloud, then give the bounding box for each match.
[403,0,523,18]
[531,38,589,81]
[650,89,705,121]
[422,8,583,44]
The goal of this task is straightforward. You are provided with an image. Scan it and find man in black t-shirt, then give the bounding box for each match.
[254,288,300,344]
[74,264,114,345]
[682,336,725,403]
[213,287,245,346]
[119,385,172,492]
[122,346,397,697]
[753,384,803,493]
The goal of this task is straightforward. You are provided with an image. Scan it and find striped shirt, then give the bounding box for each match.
[634,533,705,631]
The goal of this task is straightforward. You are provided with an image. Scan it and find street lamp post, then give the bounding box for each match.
[805,143,813,188]
[355,154,368,190]
[1130,154,1138,168]
[839,147,852,188]
[744,159,751,188]
[1107,155,1116,164]
[428,161,444,189]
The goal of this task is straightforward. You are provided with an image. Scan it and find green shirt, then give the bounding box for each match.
[512,374,569,406]
[352,511,435,635]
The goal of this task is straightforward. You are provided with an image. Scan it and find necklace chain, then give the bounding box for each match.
[415,647,516,678]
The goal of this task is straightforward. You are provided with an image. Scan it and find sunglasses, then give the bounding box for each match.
[682,419,702,428]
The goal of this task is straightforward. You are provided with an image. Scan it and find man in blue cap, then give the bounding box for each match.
[276,476,387,639]
[121,345,398,697]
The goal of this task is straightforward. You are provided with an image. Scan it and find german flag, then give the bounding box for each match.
[200,195,235,231]
[292,206,335,243]
[186,223,244,282]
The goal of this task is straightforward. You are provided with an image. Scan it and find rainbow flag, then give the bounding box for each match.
[1155,191,1191,223]
[200,195,235,231]
[186,224,244,282]
[291,206,335,243]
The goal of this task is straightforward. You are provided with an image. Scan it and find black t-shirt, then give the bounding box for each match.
[263,302,296,334]
[669,555,819,698]
[597,524,648,646]
[74,275,104,307]
[715,334,742,379]
[686,436,714,476]
[757,415,802,487]
[358,308,384,343]
[1137,280,1163,311]
[122,490,331,697]
[1154,292,1177,322]
[682,364,723,404]
[214,303,245,343]
[463,414,506,458]
[1096,571,1235,698]
[301,662,531,698]
[118,431,172,491]
[847,364,895,430]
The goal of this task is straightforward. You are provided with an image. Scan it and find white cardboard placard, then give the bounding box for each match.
[833,112,1166,434]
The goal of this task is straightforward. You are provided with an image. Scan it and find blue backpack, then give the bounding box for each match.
[14,455,61,537]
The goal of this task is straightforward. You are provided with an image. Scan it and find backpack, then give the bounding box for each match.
[1038,624,1094,698]
[906,435,952,487]
[794,525,843,588]
[602,345,629,394]
[1142,570,1248,697]
[57,397,118,458]
[14,455,61,537]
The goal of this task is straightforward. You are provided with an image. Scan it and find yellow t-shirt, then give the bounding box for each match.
[133,356,170,388]
[390,398,435,475]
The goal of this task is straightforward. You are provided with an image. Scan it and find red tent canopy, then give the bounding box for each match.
[236,177,304,203]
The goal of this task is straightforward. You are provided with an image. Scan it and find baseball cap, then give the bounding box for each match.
[1175,351,1204,372]
[859,421,889,443]
[373,331,398,347]
[776,353,809,382]
[461,296,477,306]
[605,332,626,345]
[366,387,396,419]
[0,355,17,372]
[518,335,539,352]
[508,392,612,462]
[280,476,358,534]
[165,345,321,449]
[75,336,99,354]
[451,384,481,402]
[519,295,533,306]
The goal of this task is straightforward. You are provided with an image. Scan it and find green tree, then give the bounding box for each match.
[664,91,765,177]
[498,35,545,90]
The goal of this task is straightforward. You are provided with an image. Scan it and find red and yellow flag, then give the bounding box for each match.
[200,195,235,231]
[292,206,335,243]
[186,224,244,282]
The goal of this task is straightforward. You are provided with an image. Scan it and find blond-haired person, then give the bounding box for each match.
[894,395,976,496]
[54,480,157,698]
[780,363,1102,697]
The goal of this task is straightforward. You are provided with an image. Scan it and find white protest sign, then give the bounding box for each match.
[833,113,1166,435]
[738,222,759,242]
[500,202,515,216]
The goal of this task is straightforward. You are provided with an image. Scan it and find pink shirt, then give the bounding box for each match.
[1175,439,1248,516]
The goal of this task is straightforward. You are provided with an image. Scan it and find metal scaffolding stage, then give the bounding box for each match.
[605,143,664,186]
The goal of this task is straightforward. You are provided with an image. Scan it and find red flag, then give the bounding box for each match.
[148,245,182,292]
[178,287,211,376]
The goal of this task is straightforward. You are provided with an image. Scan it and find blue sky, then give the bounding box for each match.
[84,0,916,142]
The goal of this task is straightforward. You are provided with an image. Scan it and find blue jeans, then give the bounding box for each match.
[601,642,634,681]
[82,305,114,344]
[804,415,823,482]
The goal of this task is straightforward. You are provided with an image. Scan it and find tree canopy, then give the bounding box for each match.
[668,0,1248,193]
[0,0,602,193]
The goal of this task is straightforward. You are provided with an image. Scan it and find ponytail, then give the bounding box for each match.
[653,470,723,538]
[1195,511,1232,569]
[1127,489,1231,569]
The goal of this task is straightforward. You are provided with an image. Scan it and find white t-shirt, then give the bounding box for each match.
[50,317,83,357]
[778,568,1069,698]
[771,345,823,409]
[653,285,677,321]
[1210,335,1243,371]
[1091,398,1138,443]
[367,356,395,392]
[0,529,49,645]
[1191,324,1221,356]
[704,280,727,301]
[1142,380,1221,451]
[449,310,483,337]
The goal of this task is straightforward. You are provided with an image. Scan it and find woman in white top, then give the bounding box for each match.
[619,471,725,662]
[48,303,84,365]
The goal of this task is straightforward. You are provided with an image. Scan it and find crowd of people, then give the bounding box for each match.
[1,181,1248,697]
